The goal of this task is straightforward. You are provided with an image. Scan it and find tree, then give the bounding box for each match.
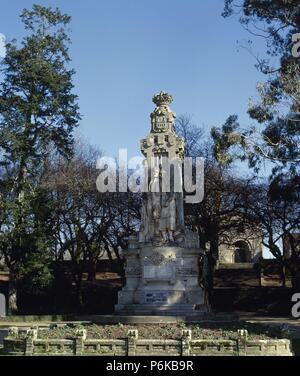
[187,164,257,257]
[176,115,258,257]
[211,1,300,286]
[44,141,141,309]
[0,5,80,307]
[218,1,300,174]
[176,114,204,158]
[239,177,300,287]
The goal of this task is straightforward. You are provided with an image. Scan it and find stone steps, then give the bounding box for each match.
[115,304,206,316]
[125,304,196,309]
[119,312,203,316]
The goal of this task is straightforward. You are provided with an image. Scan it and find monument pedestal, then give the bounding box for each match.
[115,92,208,316]
[115,245,207,316]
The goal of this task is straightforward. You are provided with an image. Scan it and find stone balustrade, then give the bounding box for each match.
[3,327,293,356]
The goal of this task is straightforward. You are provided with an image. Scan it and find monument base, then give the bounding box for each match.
[114,304,206,316]
[115,244,207,316]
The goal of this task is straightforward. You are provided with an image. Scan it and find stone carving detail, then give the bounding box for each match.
[144,251,166,266]
[126,265,142,275]
[138,91,187,246]
[128,235,139,249]
[151,92,175,133]
[184,230,200,248]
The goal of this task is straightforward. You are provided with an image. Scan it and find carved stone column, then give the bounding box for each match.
[115,92,206,316]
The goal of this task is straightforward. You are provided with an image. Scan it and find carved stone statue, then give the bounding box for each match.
[159,193,176,243]
[115,92,207,316]
[138,92,187,246]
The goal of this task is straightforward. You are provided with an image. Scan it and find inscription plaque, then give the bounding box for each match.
[144,263,173,280]
[144,292,170,304]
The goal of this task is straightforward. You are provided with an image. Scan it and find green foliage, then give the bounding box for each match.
[211,115,243,167]
[18,249,54,295]
[220,0,300,174]
[217,1,300,277]
[0,4,80,299]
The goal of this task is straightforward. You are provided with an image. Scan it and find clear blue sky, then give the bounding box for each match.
[1,0,268,159]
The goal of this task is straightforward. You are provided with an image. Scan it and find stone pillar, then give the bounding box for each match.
[181,329,192,356]
[127,329,138,356]
[237,329,248,355]
[24,328,38,356]
[75,329,87,355]
[139,91,186,246]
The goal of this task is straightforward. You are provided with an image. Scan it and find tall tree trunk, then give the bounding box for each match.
[281,264,286,287]
[75,279,83,311]
[209,237,219,259]
[87,259,97,282]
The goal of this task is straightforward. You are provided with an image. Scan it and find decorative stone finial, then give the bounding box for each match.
[8,327,18,337]
[152,91,173,107]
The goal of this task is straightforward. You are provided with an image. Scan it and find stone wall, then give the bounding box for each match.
[3,328,293,356]
[218,227,263,264]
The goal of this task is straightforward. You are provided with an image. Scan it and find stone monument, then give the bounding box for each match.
[115,91,206,315]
